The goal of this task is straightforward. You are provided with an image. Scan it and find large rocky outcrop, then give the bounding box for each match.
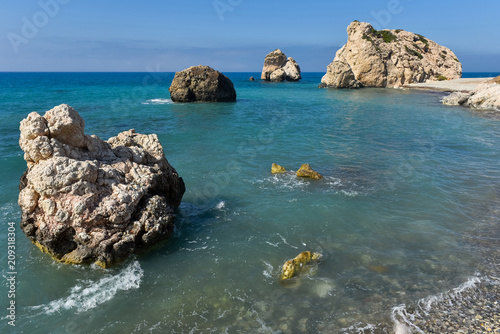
[321,21,462,88]
[261,49,302,82]
[169,65,236,102]
[18,104,185,267]
[443,83,500,110]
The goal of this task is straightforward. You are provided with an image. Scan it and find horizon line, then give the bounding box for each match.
[1,71,499,74]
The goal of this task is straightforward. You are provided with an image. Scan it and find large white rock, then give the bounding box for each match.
[19,104,185,267]
[261,49,302,82]
[443,83,500,110]
[282,57,301,81]
[321,21,462,88]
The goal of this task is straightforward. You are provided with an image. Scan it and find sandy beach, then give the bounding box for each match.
[404,78,494,93]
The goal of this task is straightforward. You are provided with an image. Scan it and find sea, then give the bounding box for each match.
[0,72,499,333]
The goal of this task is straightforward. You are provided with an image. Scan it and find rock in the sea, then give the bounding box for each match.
[442,92,471,106]
[169,65,236,102]
[18,104,185,267]
[443,83,500,110]
[280,251,323,281]
[321,21,462,88]
[282,57,302,81]
[296,163,323,179]
[271,163,286,174]
[249,76,255,81]
[261,49,302,82]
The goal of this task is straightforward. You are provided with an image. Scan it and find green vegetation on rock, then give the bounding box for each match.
[368,27,397,43]
[416,34,428,45]
[405,45,423,59]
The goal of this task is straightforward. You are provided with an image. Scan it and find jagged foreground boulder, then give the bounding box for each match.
[169,65,236,102]
[18,104,185,267]
[261,49,302,82]
[321,21,462,88]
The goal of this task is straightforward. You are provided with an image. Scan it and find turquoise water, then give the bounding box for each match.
[1,72,499,333]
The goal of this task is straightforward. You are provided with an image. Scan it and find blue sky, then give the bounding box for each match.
[1,0,499,72]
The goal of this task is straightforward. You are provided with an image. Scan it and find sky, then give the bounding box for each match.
[1,0,499,72]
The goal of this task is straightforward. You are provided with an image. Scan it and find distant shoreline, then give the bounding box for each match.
[403,77,494,93]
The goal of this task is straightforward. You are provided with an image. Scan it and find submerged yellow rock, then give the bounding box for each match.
[368,265,390,273]
[296,163,323,179]
[280,251,323,281]
[271,163,286,174]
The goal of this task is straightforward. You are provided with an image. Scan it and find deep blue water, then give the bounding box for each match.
[0,72,499,333]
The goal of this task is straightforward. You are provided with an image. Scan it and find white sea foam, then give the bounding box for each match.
[252,174,367,197]
[341,189,361,197]
[262,260,274,279]
[142,98,173,105]
[253,173,307,191]
[30,260,143,315]
[214,201,226,210]
[391,276,482,334]
[340,322,378,334]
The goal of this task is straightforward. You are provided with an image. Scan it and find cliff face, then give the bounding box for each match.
[321,21,462,88]
[261,49,302,82]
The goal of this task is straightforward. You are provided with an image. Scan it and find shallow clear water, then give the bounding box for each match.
[0,72,499,333]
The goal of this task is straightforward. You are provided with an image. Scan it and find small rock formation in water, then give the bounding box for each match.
[321,21,462,88]
[443,83,500,110]
[271,163,286,174]
[296,163,323,179]
[261,49,302,82]
[249,76,255,81]
[169,65,237,102]
[18,104,185,268]
[280,251,323,281]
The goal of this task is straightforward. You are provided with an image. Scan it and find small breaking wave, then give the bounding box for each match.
[251,173,366,197]
[142,98,173,105]
[391,276,482,334]
[29,260,143,315]
[339,322,379,334]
